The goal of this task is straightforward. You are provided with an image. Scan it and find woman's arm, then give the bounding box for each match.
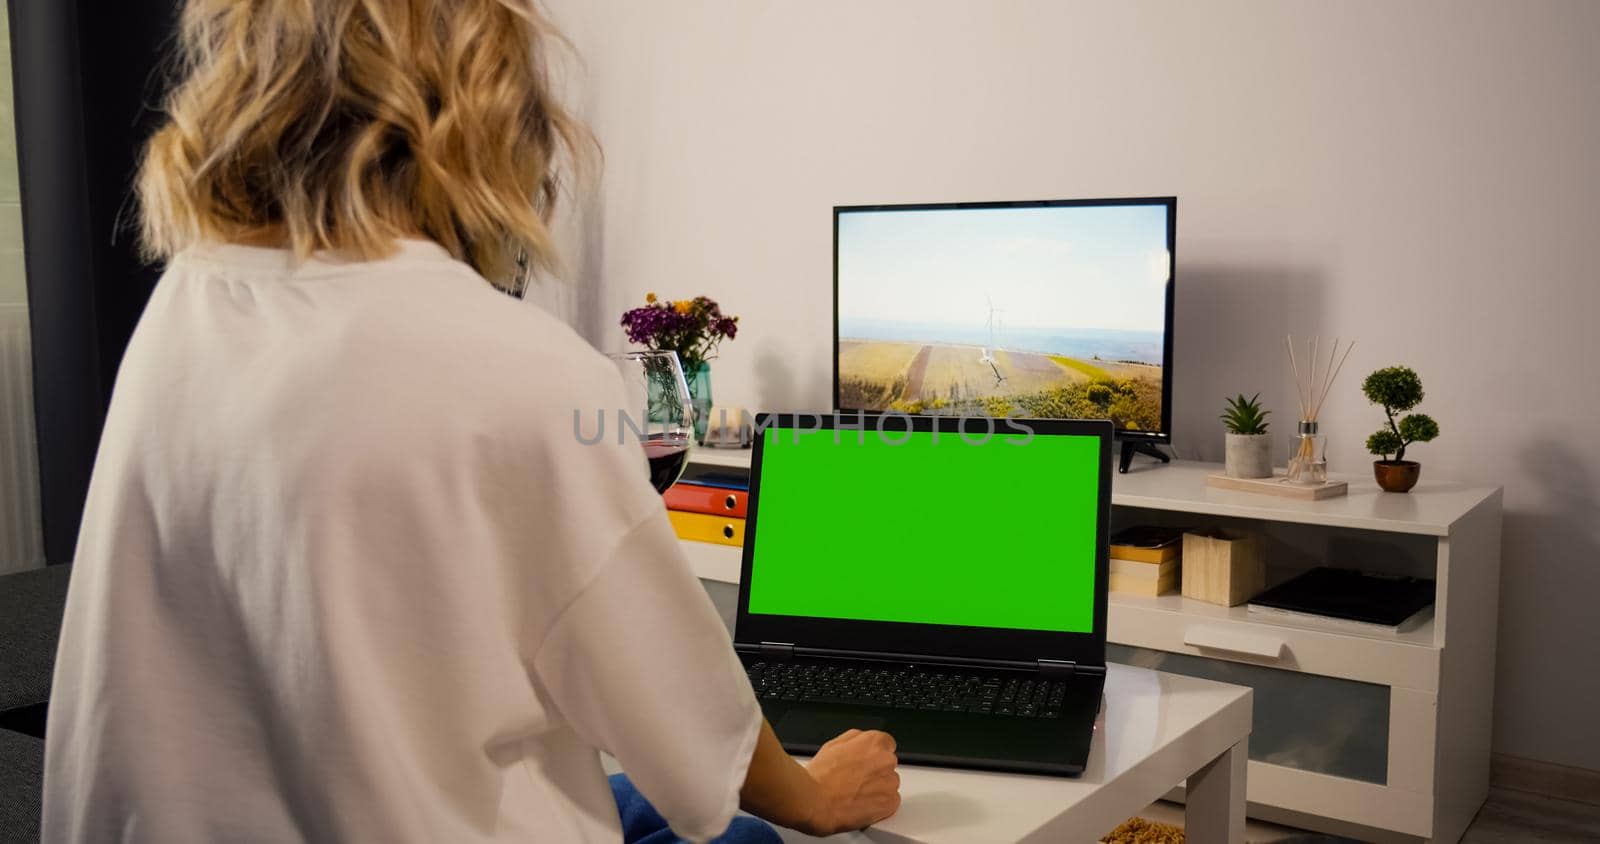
[740,721,901,836]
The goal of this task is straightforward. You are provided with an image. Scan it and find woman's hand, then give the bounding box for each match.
[801,729,902,835]
[740,720,901,836]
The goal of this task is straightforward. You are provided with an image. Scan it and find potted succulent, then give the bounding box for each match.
[1362,366,1440,493]
[1221,393,1273,479]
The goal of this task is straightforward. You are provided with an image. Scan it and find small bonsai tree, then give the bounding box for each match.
[1221,393,1270,435]
[1363,366,1439,462]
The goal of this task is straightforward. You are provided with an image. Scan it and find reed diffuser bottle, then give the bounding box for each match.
[1286,336,1352,485]
[1288,420,1327,483]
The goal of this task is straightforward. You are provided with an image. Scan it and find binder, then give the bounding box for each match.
[677,465,750,490]
[667,510,746,547]
[663,482,749,518]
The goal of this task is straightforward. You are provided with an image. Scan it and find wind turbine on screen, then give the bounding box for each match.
[979,294,1006,385]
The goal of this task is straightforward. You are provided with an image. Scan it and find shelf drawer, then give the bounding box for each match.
[1110,643,1390,784]
[1112,644,1440,837]
[1108,592,1441,690]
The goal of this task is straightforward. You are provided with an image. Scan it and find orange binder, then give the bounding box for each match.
[667,510,746,547]
[663,482,749,518]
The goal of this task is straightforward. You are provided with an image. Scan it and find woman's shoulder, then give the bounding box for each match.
[376,256,626,408]
[331,243,612,370]
[435,281,615,386]
[165,238,625,412]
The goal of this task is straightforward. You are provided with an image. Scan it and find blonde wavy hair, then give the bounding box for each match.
[138,0,592,290]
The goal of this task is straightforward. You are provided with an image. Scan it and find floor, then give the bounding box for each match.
[1456,788,1600,843]
[1131,788,1600,842]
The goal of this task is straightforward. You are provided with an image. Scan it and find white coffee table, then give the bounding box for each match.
[780,663,1251,844]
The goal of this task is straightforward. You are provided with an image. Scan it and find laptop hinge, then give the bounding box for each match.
[759,641,796,659]
[1037,659,1078,678]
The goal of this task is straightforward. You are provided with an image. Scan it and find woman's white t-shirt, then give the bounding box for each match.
[41,241,762,842]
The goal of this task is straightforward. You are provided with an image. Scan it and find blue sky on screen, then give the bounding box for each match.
[838,204,1171,333]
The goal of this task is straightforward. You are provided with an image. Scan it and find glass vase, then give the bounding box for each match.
[685,362,712,443]
[1287,421,1328,485]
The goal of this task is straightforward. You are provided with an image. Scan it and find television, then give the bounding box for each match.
[833,197,1176,472]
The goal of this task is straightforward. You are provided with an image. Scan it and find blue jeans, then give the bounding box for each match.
[610,773,782,844]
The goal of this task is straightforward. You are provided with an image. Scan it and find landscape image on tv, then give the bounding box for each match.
[837,202,1170,433]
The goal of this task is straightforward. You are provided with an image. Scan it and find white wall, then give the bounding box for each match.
[542,0,1600,771]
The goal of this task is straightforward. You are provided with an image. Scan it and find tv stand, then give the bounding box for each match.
[1119,440,1171,473]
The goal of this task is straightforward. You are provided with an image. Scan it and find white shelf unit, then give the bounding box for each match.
[674,454,1502,844]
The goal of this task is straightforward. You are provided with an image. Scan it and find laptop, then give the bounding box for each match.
[733,413,1113,776]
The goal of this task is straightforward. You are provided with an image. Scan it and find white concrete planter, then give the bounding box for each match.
[1224,433,1273,479]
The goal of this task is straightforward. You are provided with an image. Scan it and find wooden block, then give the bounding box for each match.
[1181,531,1265,606]
[1205,472,1348,500]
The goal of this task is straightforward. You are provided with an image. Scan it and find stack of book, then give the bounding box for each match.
[664,465,749,547]
[1108,526,1183,597]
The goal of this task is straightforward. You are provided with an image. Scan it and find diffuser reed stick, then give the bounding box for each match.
[1286,335,1353,483]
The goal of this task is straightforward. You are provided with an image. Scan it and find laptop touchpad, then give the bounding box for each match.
[776,709,887,745]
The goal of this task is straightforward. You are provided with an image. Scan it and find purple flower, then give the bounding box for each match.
[620,294,740,366]
[621,305,690,346]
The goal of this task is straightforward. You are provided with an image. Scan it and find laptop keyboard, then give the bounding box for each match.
[745,661,1068,718]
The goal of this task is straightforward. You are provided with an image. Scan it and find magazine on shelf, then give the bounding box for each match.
[1246,566,1436,634]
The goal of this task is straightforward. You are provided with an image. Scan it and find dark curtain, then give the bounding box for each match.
[9,0,179,564]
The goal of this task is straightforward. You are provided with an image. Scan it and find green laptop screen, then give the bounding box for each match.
[745,425,1101,633]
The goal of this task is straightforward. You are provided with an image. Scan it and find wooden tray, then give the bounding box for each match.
[1206,472,1349,500]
